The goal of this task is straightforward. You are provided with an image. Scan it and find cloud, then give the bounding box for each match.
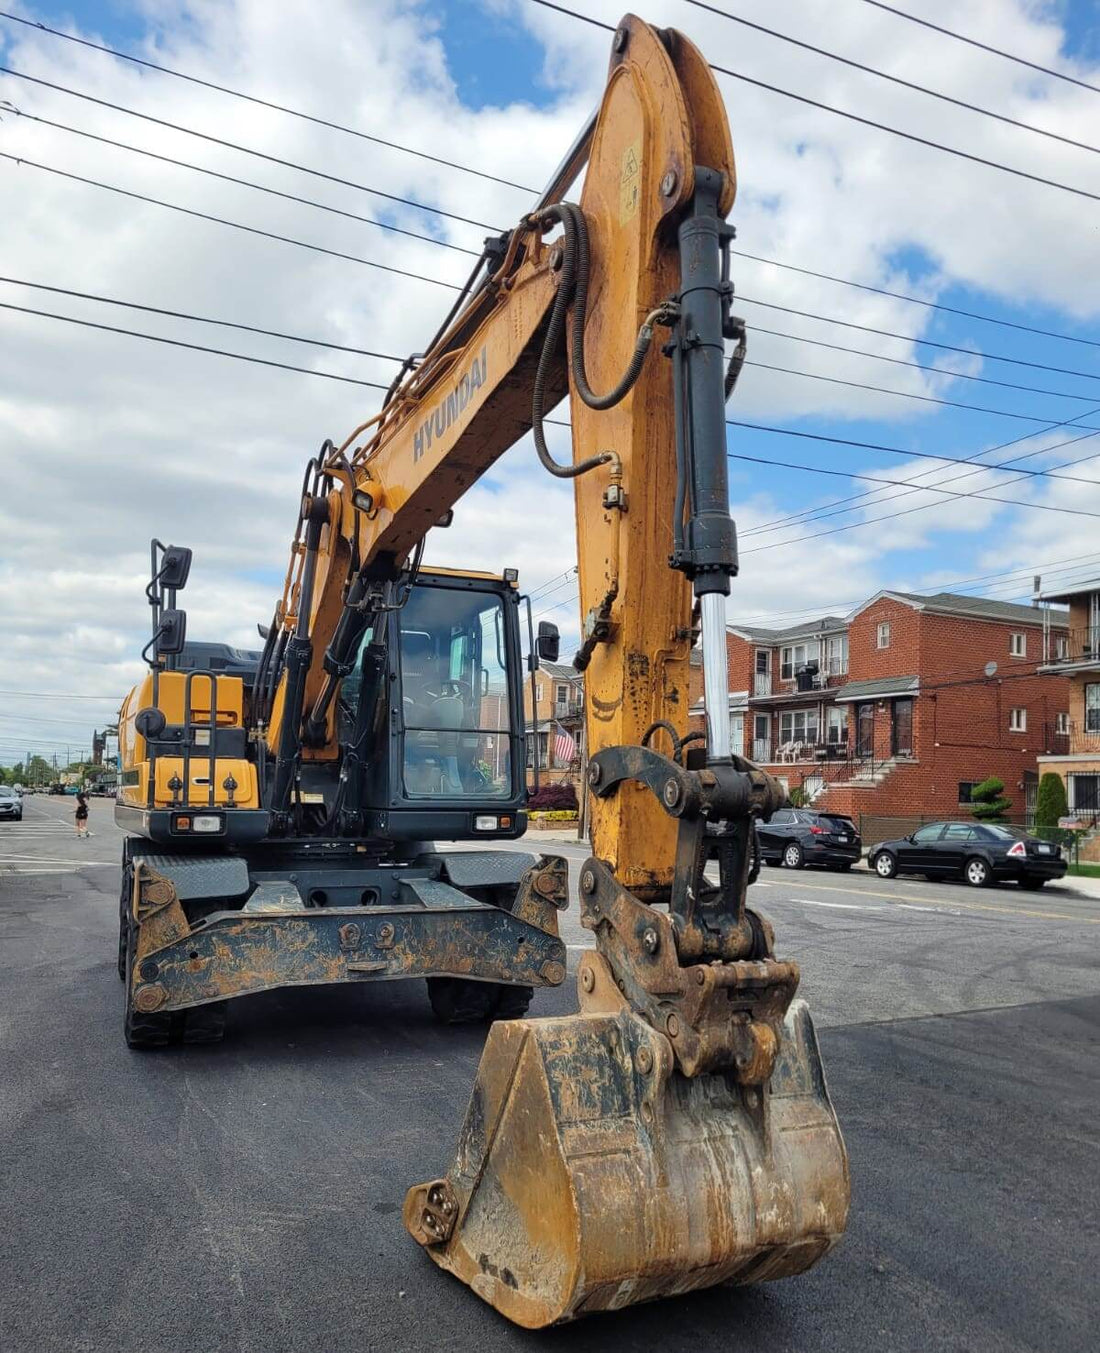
[0,0,1097,755]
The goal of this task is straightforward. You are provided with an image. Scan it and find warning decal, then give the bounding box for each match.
[619,141,641,225]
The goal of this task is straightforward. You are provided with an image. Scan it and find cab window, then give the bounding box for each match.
[398,586,512,799]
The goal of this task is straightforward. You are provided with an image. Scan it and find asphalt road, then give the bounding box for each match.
[2,796,1098,1352]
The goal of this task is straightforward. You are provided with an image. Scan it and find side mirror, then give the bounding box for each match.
[159,546,193,592]
[536,621,560,664]
[157,608,188,656]
[135,707,167,740]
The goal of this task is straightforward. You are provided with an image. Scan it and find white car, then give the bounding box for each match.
[0,786,23,821]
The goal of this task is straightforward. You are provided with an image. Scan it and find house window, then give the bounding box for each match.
[1086,683,1100,733]
[535,682,543,702]
[779,710,819,746]
[780,642,809,681]
[1055,635,1069,659]
[826,706,848,744]
[1009,707,1027,732]
[1010,632,1026,657]
[1056,712,1070,735]
[555,684,569,704]
[958,781,978,804]
[876,621,891,649]
[755,650,769,674]
[1069,773,1099,812]
[825,633,849,675]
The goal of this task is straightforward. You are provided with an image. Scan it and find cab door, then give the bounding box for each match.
[936,822,977,875]
[897,822,946,871]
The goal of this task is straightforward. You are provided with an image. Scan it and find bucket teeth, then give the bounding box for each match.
[405,957,849,1328]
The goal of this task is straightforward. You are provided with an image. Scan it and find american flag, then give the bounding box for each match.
[552,722,577,765]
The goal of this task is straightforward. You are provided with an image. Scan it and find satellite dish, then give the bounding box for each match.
[984,661,998,678]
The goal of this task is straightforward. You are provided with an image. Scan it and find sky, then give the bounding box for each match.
[1,0,1099,765]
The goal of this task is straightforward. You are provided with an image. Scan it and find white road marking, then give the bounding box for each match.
[789,898,885,911]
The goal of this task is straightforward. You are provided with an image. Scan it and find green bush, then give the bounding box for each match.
[529,809,579,822]
[1034,772,1072,848]
[969,776,1012,821]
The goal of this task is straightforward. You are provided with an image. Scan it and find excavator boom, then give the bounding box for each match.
[400,13,849,1326]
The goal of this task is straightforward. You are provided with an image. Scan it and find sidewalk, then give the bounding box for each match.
[526,827,1100,901]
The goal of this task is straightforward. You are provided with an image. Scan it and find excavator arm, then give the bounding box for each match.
[258,12,848,1326]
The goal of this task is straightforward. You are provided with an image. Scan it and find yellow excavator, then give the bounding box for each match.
[116,12,848,1328]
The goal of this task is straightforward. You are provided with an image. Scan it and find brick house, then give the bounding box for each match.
[690,590,1071,822]
[524,661,584,789]
[1035,579,1100,856]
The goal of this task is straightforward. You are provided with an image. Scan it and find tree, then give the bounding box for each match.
[1034,772,1070,846]
[970,776,1012,821]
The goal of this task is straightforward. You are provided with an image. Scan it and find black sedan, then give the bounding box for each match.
[869,821,1067,889]
[758,808,862,871]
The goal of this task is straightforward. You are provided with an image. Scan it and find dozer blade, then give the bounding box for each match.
[405,950,849,1328]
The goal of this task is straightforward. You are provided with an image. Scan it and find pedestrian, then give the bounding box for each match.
[74,790,91,839]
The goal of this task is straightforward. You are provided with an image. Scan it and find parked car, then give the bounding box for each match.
[0,786,24,821]
[869,821,1067,889]
[758,808,862,871]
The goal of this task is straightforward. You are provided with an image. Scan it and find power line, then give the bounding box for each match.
[685,0,1100,158]
[747,323,1100,403]
[737,388,1100,541]
[0,690,121,700]
[743,358,1100,428]
[0,9,539,193]
[725,553,1100,627]
[725,419,1100,489]
[11,35,1097,355]
[27,111,1100,410]
[855,0,1100,98]
[529,1,1100,205]
[0,64,501,232]
[726,449,1100,522]
[741,427,1100,540]
[0,300,397,389]
[0,154,465,291]
[733,251,1100,351]
[0,276,408,360]
[11,110,481,256]
[736,295,1100,383]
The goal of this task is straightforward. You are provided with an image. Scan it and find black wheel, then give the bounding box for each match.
[426,977,533,1025]
[123,917,227,1049]
[1019,876,1046,891]
[117,858,132,981]
[964,856,992,888]
[782,841,804,869]
[873,850,898,879]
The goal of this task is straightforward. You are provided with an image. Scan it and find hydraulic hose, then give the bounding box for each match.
[531,202,672,478]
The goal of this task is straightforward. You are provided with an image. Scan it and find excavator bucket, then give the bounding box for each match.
[405,950,849,1328]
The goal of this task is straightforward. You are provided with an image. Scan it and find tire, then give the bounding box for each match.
[123,912,227,1048]
[783,842,804,870]
[873,851,898,879]
[426,977,533,1025]
[964,856,992,888]
[117,858,132,981]
[1019,876,1046,891]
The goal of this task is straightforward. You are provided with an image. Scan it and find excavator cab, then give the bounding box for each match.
[344,570,530,842]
